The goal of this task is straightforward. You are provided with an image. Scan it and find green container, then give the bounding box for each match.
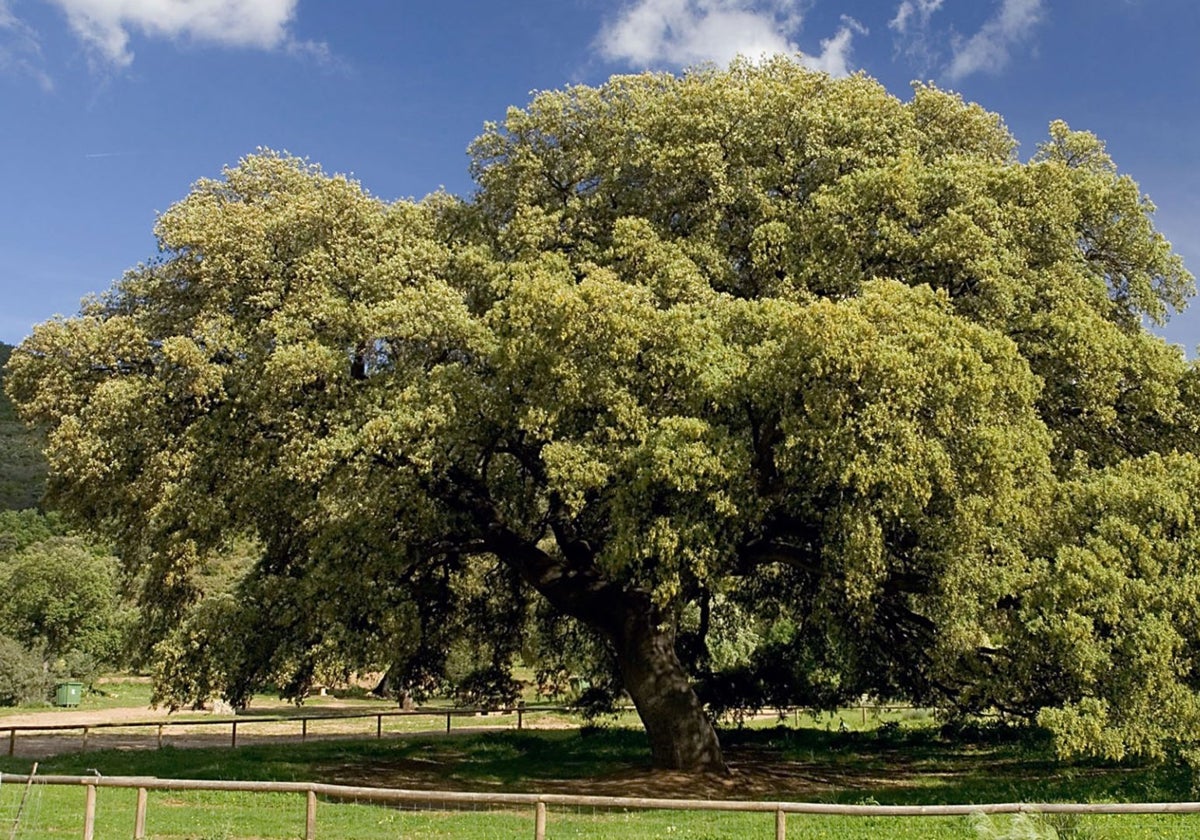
[54,681,83,707]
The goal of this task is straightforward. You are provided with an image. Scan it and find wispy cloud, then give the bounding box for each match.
[947,0,1044,81]
[888,0,943,72]
[595,0,864,76]
[804,16,867,78]
[0,0,53,90]
[44,0,327,69]
[888,0,943,36]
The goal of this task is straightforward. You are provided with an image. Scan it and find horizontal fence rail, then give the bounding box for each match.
[0,704,592,756]
[1,703,919,757]
[2,703,559,733]
[3,773,1200,840]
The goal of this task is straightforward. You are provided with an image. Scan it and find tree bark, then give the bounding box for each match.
[483,524,725,771]
[610,597,726,772]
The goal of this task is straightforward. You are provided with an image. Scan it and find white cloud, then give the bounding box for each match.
[595,0,863,77]
[888,0,943,73]
[596,0,801,68]
[44,0,319,68]
[803,15,866,78]
[888,0,943,36]
[0,0,53,90]
[947,0,1044,80]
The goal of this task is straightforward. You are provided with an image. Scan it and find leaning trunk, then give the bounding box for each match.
[487,529,725,771]
[611,601,725,772]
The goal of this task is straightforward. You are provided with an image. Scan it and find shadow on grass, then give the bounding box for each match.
[2,724,1191,805]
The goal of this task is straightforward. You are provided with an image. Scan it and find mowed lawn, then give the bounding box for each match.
[3,722,1199,839]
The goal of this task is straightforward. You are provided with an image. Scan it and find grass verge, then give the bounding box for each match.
[2,723,1198,838]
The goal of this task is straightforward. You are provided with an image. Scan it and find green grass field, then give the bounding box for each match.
[18,783,1198,840]
[3,722,1199,839]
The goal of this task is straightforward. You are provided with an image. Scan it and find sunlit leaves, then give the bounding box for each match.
[4,62,1199,763]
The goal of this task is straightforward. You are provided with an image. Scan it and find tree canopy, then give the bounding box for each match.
[6,59,1198,770]
[0,342,48,510]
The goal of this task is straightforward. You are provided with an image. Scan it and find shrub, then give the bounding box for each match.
[0,634,49,706]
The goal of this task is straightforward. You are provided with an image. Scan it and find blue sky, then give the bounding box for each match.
[0,0,1197,350]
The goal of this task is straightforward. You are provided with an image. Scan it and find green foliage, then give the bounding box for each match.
[0,534,134,676]
[4,60,1198,766]
[148,593,248,710]
[452,664,523,708]
[0,633,49,705]
[0,342,47,511]
[1022,454,1200,761]
[0,507,68,554]
[0,510,132,690]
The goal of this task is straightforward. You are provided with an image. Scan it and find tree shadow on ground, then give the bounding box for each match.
[9,725,1189,805]
[314,726,1190,804]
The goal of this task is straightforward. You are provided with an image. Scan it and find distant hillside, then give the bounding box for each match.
[0,343,47,510]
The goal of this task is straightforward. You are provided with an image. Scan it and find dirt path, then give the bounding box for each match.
[0,704,172,729]
[0,703,572,761]
[0,694,384,729]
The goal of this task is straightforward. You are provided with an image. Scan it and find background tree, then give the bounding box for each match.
[0,535,133,677]
[0,508,68,554]
[0,342,48,510]
[0,511,134,697]
[6,60,1197,770]
[0,635,47,706]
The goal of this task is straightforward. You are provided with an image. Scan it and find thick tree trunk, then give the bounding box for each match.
[484,524,725,771]
[611,601,726,772]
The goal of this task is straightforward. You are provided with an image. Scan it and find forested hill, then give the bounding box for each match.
[0,342,46,510]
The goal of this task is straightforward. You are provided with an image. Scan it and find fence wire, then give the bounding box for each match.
[0,770,45,840]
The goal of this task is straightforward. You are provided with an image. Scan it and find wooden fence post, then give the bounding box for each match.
[376,715,382,739]
[83,783,97,840]
[157,725,163,749]
[534,800,546,840]
[81,727,89,751]
[302,718,308,743]
[7,730,13,757]
[134,787,148,839]
[231,721,238,748]
[10,772,1200,835]
[445,713,451,734]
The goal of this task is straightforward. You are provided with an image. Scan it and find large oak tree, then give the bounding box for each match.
[7,60,1199,770]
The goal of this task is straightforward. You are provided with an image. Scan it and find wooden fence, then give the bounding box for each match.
[1,704,571,757]
[4,772,1200,840]
[2,702,918,757]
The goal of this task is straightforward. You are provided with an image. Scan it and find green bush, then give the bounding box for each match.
[0,634,49,706]
[0,535,132,666]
